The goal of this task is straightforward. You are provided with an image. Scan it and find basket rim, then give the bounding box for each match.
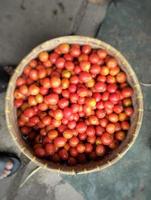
[5,35,144,175]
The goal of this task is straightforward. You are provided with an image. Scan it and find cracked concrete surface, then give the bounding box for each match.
[0,0,150,200]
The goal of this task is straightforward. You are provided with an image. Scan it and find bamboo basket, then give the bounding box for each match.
[5,36,143,175]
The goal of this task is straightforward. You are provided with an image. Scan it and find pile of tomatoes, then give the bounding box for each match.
[14,43,134,166]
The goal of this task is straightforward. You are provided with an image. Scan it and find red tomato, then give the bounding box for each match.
[95,82,106,93]
[82,45,92,54]
[89,53,99,64]
[76,143,85,153]
[45,144,55,155]
[97,49,107,59]
[79,72,92,83]
[59,149,68,160]
[76,122,87,134]
[115,131,126,141]
[34,147,45,157]
[96,145,105,156]
[85,143,93,153]
[86,126,95,137]
[101,132,113,145]
[116,72,127,83]
[38,51,49,62]
[44,94,59,105]
[106,123,116,134]
[106,58,117,68]
[54,137,67,148]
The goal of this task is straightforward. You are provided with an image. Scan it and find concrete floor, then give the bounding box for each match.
[0,0,151,200]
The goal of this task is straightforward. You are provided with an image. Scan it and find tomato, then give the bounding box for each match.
[34,147,45,157]
[16,77,26,86]
[100,118,108,127]
[96,144,105,156]
[95,126,105,136]
[29,69,38,81]
[54,137,67,148]
[125,107,133,116]
[82,45,92,54]
[61,78,70,89]
[85,143,93,153]
[70,46,81,57]
[97,75,106,82]
[96,109,106,119]
[116,72,126,83]
[97,49,107,59]
[86,126,95,137]
[79,132,87,141]
[95,82,106,93]
[69,137,79,147]
[121,121,130,130]
[63,129,73,139]
[113,104,123,114]
[87,136,96,144]
[62,70,71,78]
[69,84,77,93]
[79,72,92,83]
[106,58,117,68]
[70,75,79,84]
[115,131,126,141]
[88,115,99,125]
[89,53,99,64]
[59,149,68,160]
[76,143,85,153]
[35,94,43,104]
[64,53,73,61]
[65,61,74,71]
[50,76,61,88]
[24,108,35,118]
[62,89,70,98]
[14,99,23,108]
[101,132,113,145]
[80,61,91,72]
[57,43,70,54]
[102,91,109,101]
[76,122,87,134]
[38,51,49,62]
[68,121,76,129]
[109,66,120,76]
[49,52,59,63]
[39,87,48,95]
[100,66,109,76]
[70,147,78,157]
[78,54,89,62]
[56,57,65,69]
[74,66,81,74]
[108,113,118,123]
[106,123,116,134]
[122,87,133,98]
[104,101,114,110]
[63,107,72,118]
[44,94,59,105]
[107,83,117,93]
[45,144,55,155]
[123,98,132,107]
[19,85,28,96]
[119,112,127,121]
[109,92,120,103]
[38,103,48,111]
[21,126,30,135]
[42,116,51,126]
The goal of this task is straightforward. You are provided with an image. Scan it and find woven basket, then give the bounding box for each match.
[5,36,143,175]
